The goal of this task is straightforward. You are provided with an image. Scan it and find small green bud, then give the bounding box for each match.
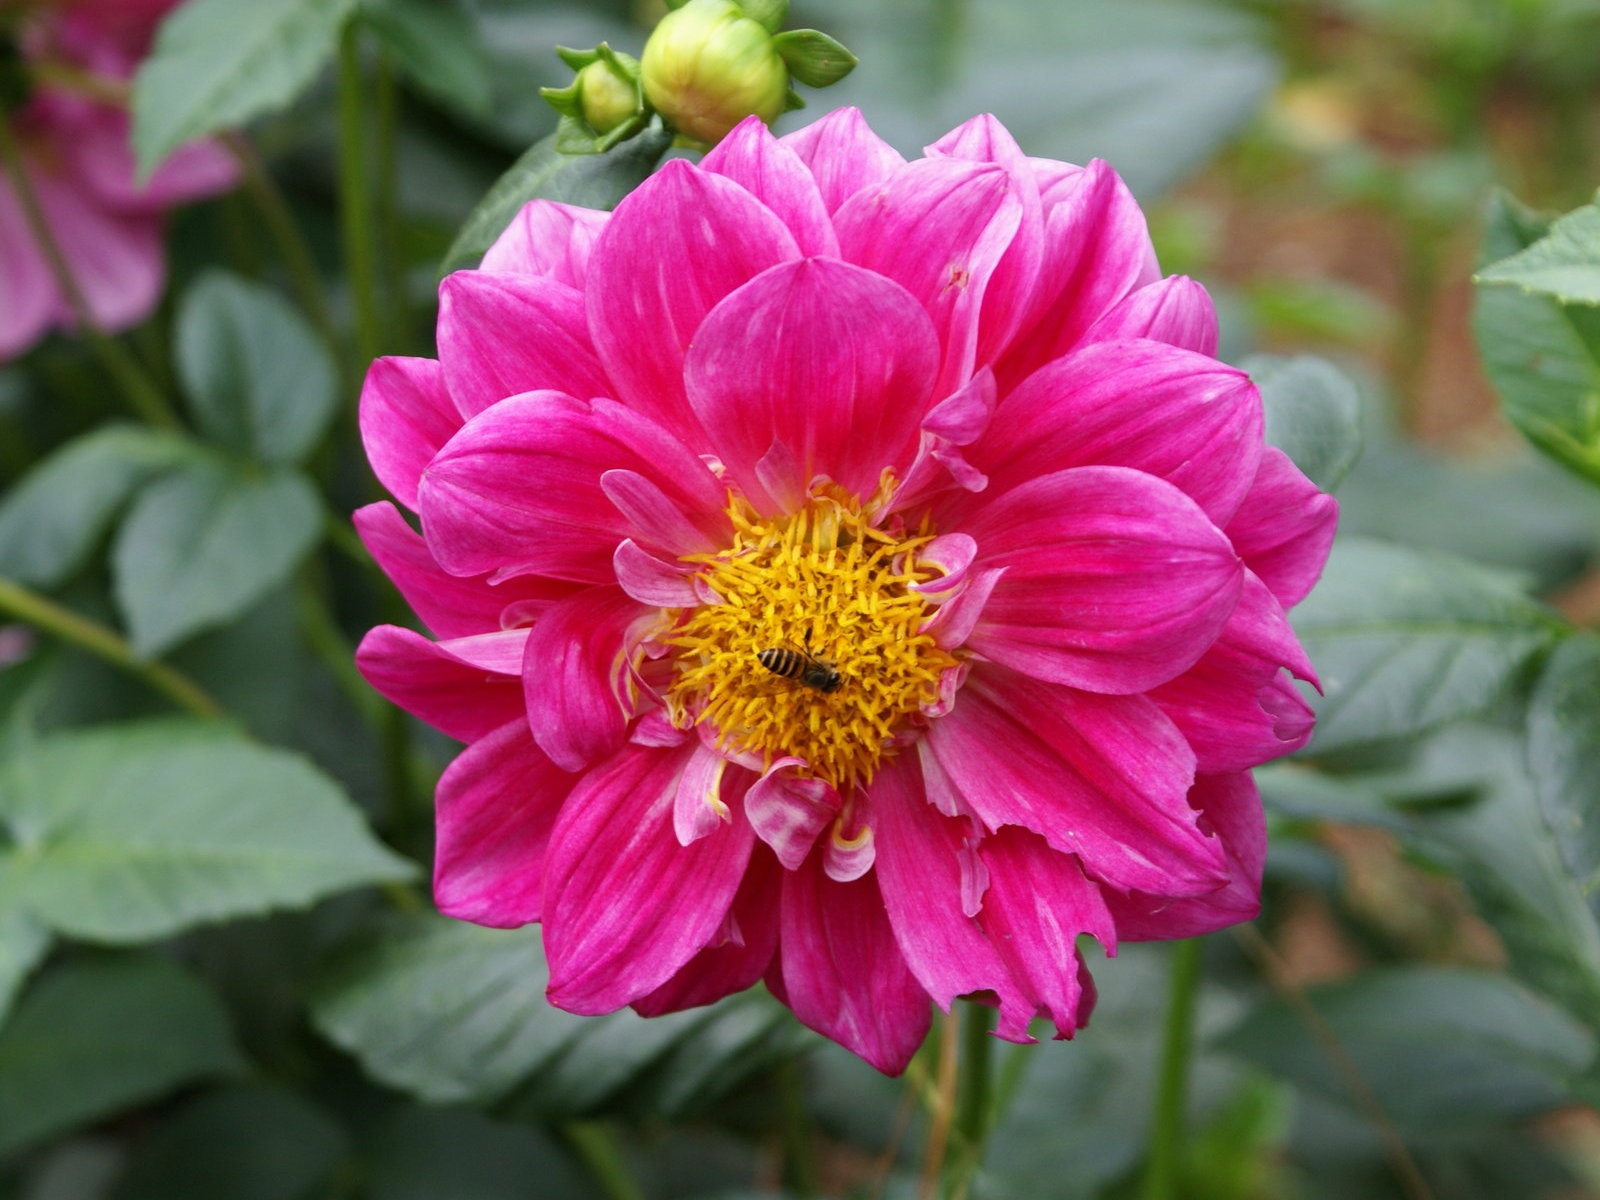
[640,0,789,146]
[541,44,647,153]
[576,58,640,135]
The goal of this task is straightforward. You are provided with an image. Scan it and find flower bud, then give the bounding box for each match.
[575,57,640,135]
[640,0,788,146]
[541,44,647,153]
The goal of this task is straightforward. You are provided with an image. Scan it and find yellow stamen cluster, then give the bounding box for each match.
[666,488,957,791]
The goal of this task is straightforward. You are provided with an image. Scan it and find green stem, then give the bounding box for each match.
[942,1001,994,1200]
[337,23,383,367]
[0,577,224,720]
[1140,937,1204,1200]
[373,50,408,350]
[0,119,181,430]
[293,571,384,728]
[559,1122,646,1200]
[778,1057,818,1197]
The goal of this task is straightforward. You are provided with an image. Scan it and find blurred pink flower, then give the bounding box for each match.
[0,0,237,360]
[356,110,1337,1073]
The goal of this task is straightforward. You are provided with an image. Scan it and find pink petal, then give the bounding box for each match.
[67,109,235,211]
[957,338,1265,527]
[612,539,701,608]
[432,719,576,928]
[1151,572,1317,773]
[633,847,783,1016]
[585,160,799,442]
[674,745,731,846]
[31,167,163,334]
[1083,276,1219,356]
[996,158,1159,387]
[359,356,462,511]
[920,665,1224,897]
[437,272,612,418]
[685,258,941,510]
[960,467,1243,694]
[702,116,838,257]
[480,200,608,286]
[776,852,931,1075]
[355,625,527,741]
[522,586,649,772]
[419,392,728,583]
[1106,773,1265,941]
[1225,446,1339,607]
[778,106,906,214]
[745,757,842,870]
[0,179,56,360]
[922,567,1004,652]
[543,744,755,1012]
[868,760,1037,1039]
[354,502,572,640]
[977,827,1116,1040]
[835,158,1024,398]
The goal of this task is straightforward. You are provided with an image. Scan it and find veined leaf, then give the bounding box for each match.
[1478,195,1600,306]
[1246,353,1364,492]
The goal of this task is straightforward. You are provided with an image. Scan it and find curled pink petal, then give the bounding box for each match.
[522,587,648,772]
[746,757,842,870]
[355,625,526,742]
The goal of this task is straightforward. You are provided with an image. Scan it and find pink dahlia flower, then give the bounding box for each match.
[0,0,237,360]
[356,110,1337,1073]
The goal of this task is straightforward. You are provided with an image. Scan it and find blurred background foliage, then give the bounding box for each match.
[3,0,1600,1197]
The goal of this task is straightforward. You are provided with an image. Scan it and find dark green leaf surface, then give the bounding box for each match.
[110,1086,347,1200]
[1478,195,1600,305]
[362,1106,589,1200]
[1474,192,1600,487]
[111,462,320,657]
[175,273,337,467]
[360,0,492,117]
[132,0,359,176]
[0,722,415,943]
[1527,635,1600,917]
[1246,354,1364,492]
[1291,538,1563,753]
[440,123,672,274]
[1216,967,1594,1129]
[0,956,244,1156]
[0,894,49,1027]
[0,427,195,587]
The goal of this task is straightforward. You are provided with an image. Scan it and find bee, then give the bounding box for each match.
[757,632,843,694]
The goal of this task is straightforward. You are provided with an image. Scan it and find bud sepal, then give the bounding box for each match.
[540,43,648,154]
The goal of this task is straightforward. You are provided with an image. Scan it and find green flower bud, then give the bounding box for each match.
[640,0,789,146]
[576,58,641,135]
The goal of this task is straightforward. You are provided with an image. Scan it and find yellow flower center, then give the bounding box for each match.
[666,485,957,791]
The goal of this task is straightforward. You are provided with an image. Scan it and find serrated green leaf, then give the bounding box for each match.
[0,722,415,943]
[132,0,358,176]
[111,462,320,657]
[1245,353,1363,492]
[771,29,856,88]
[1478,196,1600,306]
[1291,538,1564,754]
[1215,967,1594,1130]
[175,272,337,467]
[0,426,196,587]
[0,956,245,1156]
[439,123,671,274]
[360,0,491,117]
[1474,192,1600,487]
[1527,635,1600,906]
[309,914,589,1105]
[110,1085,347,1200]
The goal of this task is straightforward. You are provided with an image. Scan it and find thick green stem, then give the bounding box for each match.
[559,1122,646,1200]
[778,1057,818,1197]
[0,577,223,720]
[0,119,180,430]
[1140,936,1204,1200]
[942,1001,995,1200]
[337,24,383,367]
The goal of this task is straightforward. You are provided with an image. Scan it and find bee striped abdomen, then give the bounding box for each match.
[757,645,844,693]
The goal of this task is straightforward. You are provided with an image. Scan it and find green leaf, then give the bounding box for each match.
[439,123,672,274]
[363,1106,590,1200]
[132,0,359,177]
[1245,353,1364,492]
[175,272,337,467]
[771,30,858,88]
[110,1085,347,1200]
[1474,191,1600,487]
[1527,635,1600,910]
[360,0,492,117]
[0,721,415,943]
[1215,967,1595,1130]
[1291,538,1564,754]
[0,892,50,1028]
[0,427,195,587]
[0,956,245,1156]
[1478,195,1600,306]
[309,914,590,1105]
[739,0,789,35]
[110,462,320,657]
